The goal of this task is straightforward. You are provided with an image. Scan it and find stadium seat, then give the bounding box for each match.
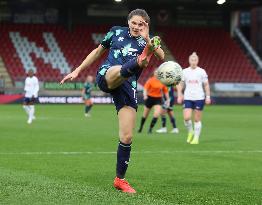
[158,26,262,83]
[0,24,261,84]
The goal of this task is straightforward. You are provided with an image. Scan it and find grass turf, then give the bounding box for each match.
[0,104,261,204]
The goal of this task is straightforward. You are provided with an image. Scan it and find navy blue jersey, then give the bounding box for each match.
[168,86,175,101]
[98,26,147,89]
[83,82,93,99]
[162,85,176,110]
[163,86,175,101]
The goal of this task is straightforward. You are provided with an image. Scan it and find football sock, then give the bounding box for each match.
[29,105,34,118]
[120,58,141,78]
[170,116,177,128]
[85,105,92,113]
[194,121,202,140]
[137,44,154,68]
[23,105,30,116]
[116,141,131,179]
[149,117,158,132]
[161,116,166,128]
[184,120,193,133]
[138,117,146,132]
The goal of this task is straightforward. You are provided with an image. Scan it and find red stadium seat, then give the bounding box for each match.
[0,24,261,84]
[158,26,262,83]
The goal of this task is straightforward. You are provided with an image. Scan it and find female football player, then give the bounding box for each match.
[82,75,93,117]
[177,52,211,144]
[60,9,164,193]
[23,69,39,124]
[138,71,169,134]
[156,84,179,134]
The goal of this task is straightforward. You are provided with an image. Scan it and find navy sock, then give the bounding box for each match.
[116,141,131,179]
[161,116,166,127]
[170,116,177,128]
[138,117,146,132]
[120,58,140,78]
[149,117,158,132]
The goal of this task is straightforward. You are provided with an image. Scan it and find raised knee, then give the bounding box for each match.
[107,83,113,90]
[120,133,133,144]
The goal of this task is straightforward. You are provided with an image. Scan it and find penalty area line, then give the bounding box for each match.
[0,150,262,155]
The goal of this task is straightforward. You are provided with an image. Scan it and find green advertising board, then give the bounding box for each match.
[44,82,85,90]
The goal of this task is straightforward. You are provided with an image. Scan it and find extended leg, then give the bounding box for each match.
[113,106,136,193]
[105,37,160,90]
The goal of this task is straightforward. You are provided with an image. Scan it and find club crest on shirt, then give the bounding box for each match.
[118,37,124,42]
[137,37,146,47]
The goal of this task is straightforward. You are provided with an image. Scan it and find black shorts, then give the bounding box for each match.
[96,73,137,113]
[145,96,162,109]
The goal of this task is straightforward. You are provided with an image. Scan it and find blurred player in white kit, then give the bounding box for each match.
[23,69,39,124]
[177,52,211,144]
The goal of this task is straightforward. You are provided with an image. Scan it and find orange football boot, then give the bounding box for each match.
[137,36,161,68]
[113,177,136,194]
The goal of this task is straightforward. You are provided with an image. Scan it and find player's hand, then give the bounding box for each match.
[205,97,211,105]
[177,95,183,104]
[60,69,79,84]
[143,95,148,101]
[139,21,150,43]
[165,99,170,108]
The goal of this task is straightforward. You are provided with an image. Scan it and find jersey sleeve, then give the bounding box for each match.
[181,70,185,82]
[201,70,208,83]
[33,77,39,97]
[24,78,28,92]
[144,79,151,91]
[100,27,116,49]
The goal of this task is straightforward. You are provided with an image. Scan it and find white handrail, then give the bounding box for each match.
[234,28,262,71]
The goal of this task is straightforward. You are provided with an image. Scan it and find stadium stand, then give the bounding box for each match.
[158,27,262,83]
[0,24,261,85]
[0,24,160,84]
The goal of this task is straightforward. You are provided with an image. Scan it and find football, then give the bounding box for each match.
[156,61,183,86]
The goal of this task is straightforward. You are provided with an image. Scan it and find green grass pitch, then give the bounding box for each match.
[0,104,262,204]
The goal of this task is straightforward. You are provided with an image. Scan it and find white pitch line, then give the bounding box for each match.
[0,150,262,155]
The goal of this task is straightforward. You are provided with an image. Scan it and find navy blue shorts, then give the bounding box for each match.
[24,97,36,104]
[96,74,137,112]
[184,100,205,111]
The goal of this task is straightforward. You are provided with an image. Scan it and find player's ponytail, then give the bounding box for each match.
[128,9,150,25]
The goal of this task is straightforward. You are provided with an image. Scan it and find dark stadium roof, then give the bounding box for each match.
[0,0,261,9]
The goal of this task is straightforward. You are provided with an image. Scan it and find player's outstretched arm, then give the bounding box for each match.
[204,82,211,104]
[60,45,106,84]
[176,82,184,104]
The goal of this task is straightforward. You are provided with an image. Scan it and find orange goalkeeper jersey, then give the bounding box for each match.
[144,76,168,98]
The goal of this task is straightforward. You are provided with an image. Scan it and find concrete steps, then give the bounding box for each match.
[0,56,13,88]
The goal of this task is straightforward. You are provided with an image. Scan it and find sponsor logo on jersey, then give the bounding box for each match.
[188,80,199,84]
[122,43,139,57]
